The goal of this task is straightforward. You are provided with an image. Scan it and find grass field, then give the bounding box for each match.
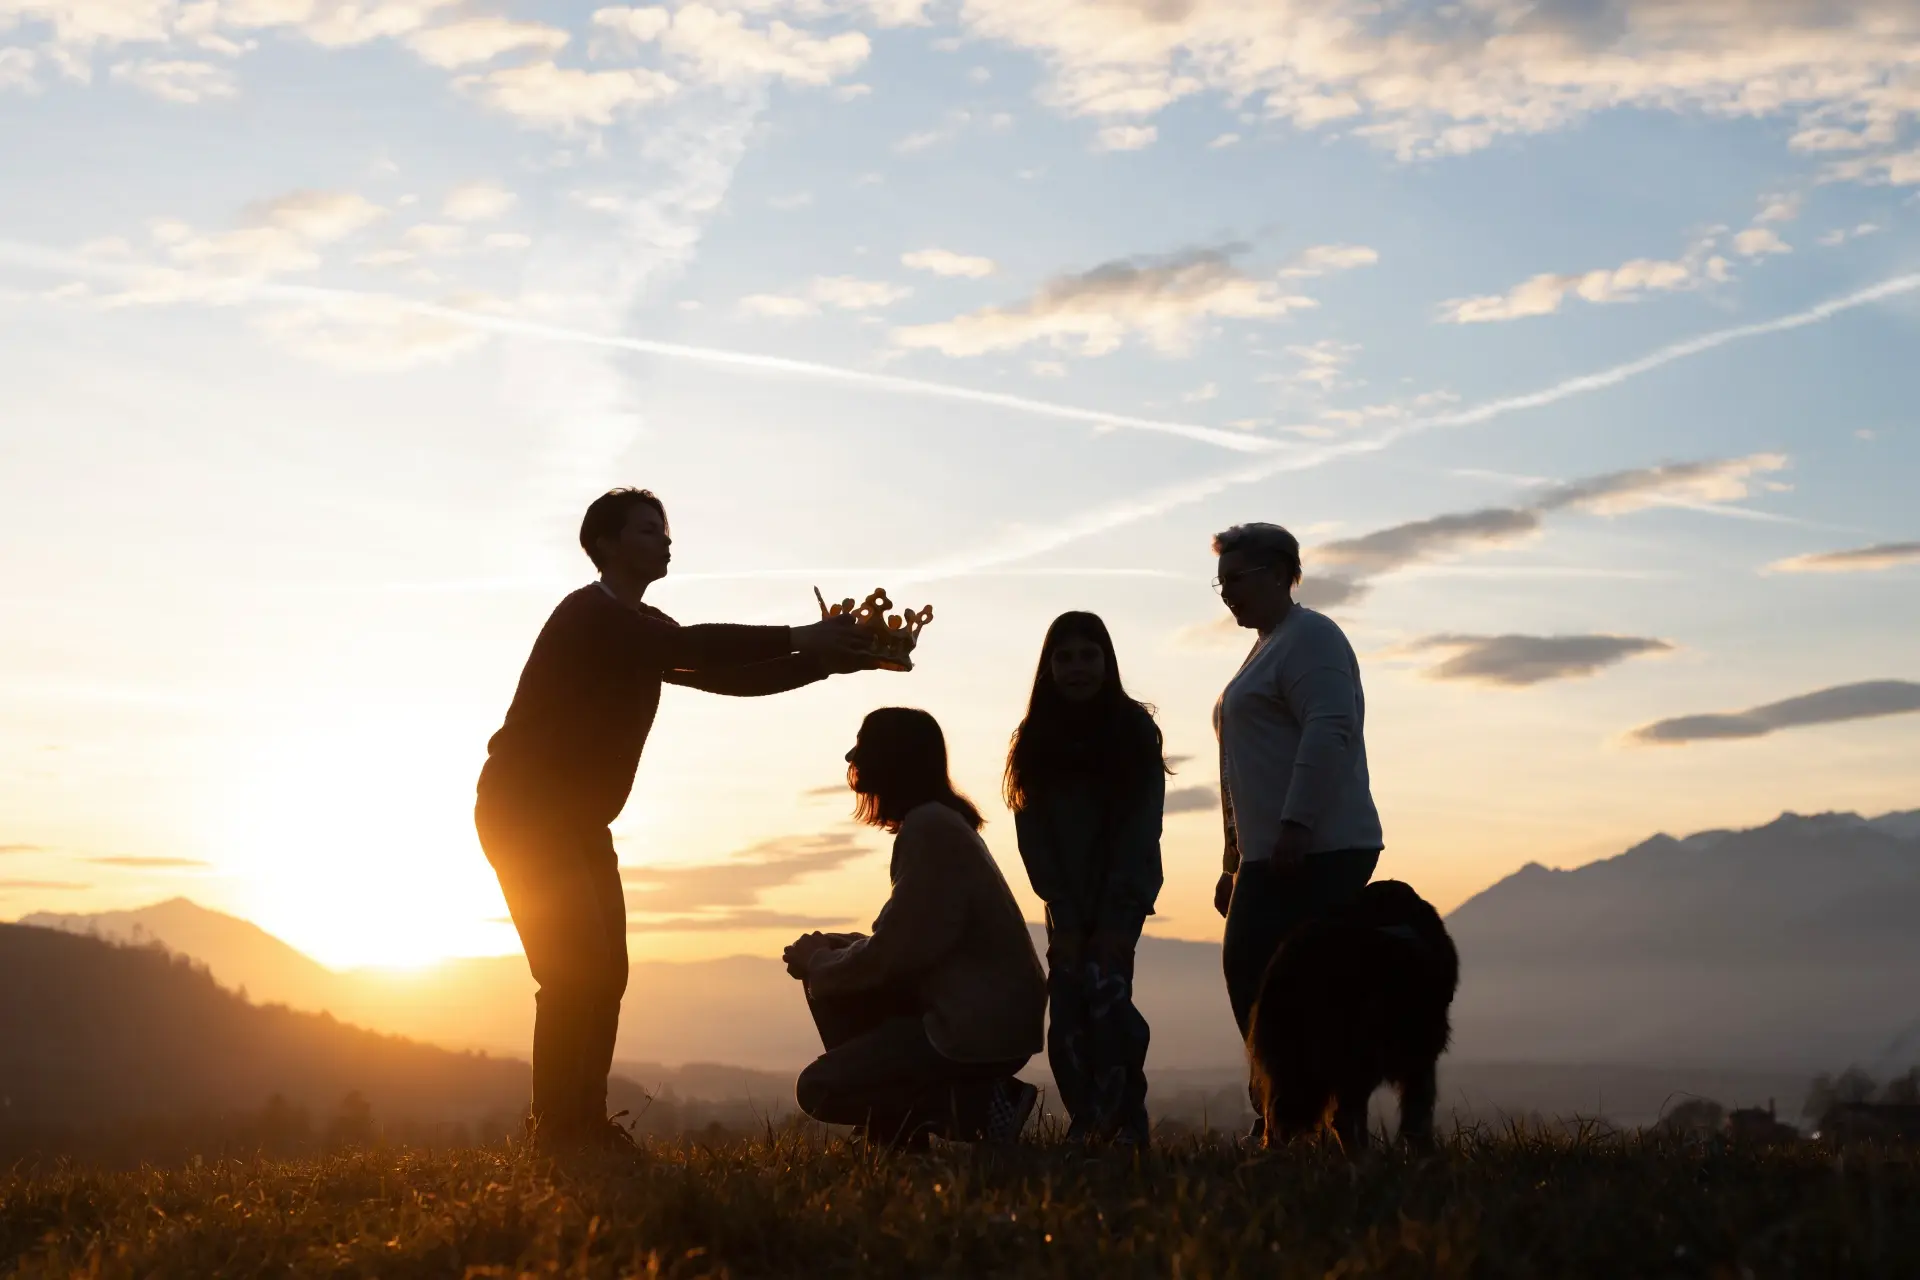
[4,1128,1917,1278]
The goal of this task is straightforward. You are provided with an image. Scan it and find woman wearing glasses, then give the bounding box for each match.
[1209,522,1383,1142]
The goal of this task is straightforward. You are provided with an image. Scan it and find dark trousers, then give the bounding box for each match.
[1222,852,1380,1104]
[476,803,628,1137]
[795,984,1027,1144]
[1046,922,1151,1141]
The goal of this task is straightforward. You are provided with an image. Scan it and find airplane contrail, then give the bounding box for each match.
[0,239,1278,455]
[886,270,1920,583]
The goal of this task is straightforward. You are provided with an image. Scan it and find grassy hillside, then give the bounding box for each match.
[2,1130,1916,1278]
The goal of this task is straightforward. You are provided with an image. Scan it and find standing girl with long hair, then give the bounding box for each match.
[1004,611,1168,1144]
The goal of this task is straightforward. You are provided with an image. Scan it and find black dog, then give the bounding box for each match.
[1246,879,1458,1151]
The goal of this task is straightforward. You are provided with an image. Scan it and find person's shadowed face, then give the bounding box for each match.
[595,503,673,587]
[1215,547,1293,632]
[1048,634,1106,703]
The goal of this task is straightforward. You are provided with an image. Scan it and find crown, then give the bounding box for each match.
[813,586,933,671]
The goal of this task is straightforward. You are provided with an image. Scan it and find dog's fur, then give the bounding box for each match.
[1246,879,1458,1151]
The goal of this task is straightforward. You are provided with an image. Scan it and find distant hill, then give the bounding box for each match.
[21,899,1245,1071]
[17,807,1918,1075]
[1447,811,1920,1069]
[21,896,339,1010]
[0,923,539,1129]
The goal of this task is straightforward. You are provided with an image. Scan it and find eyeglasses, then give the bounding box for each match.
[1211,566,1270,596]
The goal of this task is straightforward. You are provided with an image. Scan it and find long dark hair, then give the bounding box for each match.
[849,707,984,834]
[1003,611,1169,813]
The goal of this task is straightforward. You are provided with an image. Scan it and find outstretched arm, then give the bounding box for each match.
[665,655,829,697]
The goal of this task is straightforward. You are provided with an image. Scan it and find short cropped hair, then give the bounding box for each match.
[1212,522,1303,587]
[580,488,667,569]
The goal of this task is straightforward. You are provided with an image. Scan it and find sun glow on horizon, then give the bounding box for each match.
[205,703,519,969]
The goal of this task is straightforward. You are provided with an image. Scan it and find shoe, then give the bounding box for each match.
[984,1079,1039,1144]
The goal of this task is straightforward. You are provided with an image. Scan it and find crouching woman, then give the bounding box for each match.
[785,707,1046,1149]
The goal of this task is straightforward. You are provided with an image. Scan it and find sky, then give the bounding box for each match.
[2,0,1918,970]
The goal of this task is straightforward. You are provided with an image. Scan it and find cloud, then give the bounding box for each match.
[0,843,47,855]
[628,909,857,933]
[251,190,386,243]
[1733,227,1792,257]
[253,290,502,371]
[1304,454,1789,599]
[1208,131,1240,148]
[85,855,211,868]
[954,0,1920,163]
[1096,123,1157,150]
[1317,507,1544,576]
[73,190,386,306]
[405,17,568,68]
[901,248,997,278]
[1818,222,1881,246]
[1164,786,1219,814]
[621,831,871,926]
[810,275,910,310]
[442,182,516,222]
[456,61,678,129]
[1405,634,1674,687]
[740,275,910,317]
[1439,246,1719,324]
[1280,244,1377,278]
[1767,541,1920,574]
[0,879,90,891]
[1630,679,1920,745]
[1755,193,1803,224]
[1,47,40,93]
[402,222,466,254]
[109,58,238,104]
[1294,573,1368,608]
[892,247,1316,358]
[592,4,870,87]
[1534,454,1789,516]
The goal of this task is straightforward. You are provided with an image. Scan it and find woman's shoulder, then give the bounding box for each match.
[901,802,988,851]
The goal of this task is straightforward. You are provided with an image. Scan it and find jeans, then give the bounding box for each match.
[476,803,628,1137]
[1222,851,1380,1107]
[1046,920,1151,1141]
[796,984,1027,1144]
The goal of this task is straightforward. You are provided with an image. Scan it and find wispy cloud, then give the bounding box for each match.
[0,879,90,891]
[1096,123,1157,151]
[1630,680,1920,745]
[405,18,569,69]
[1404,634,1674,687]
[85,855,213,869]
[1164,786,1219,814]
[621,831,873,926]
[1439,240,1724,324]
[740,275,911,317]
[892,246,1316,358]
[0,844,47,855]
[442,182,516,222]
[885,270,1920,585]
[1767,542,1920,574]
[901,248,997,278]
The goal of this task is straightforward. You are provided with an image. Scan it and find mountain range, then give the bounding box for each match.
[19,809,1920,1076]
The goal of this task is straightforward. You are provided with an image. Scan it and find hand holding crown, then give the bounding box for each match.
[813,586,934,671]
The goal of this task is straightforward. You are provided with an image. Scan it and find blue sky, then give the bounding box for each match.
[3,0,1918,967]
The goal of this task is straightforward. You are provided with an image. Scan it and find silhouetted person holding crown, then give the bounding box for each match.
[475,487,875,1151]
[1004,611,1167,1146]
[785,707,1046,1149]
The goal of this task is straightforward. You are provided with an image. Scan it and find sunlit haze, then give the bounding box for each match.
[3,0,1917,970]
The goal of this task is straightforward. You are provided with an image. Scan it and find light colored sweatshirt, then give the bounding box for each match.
[1214,604,1383,869]
[807,802,1046,1063]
